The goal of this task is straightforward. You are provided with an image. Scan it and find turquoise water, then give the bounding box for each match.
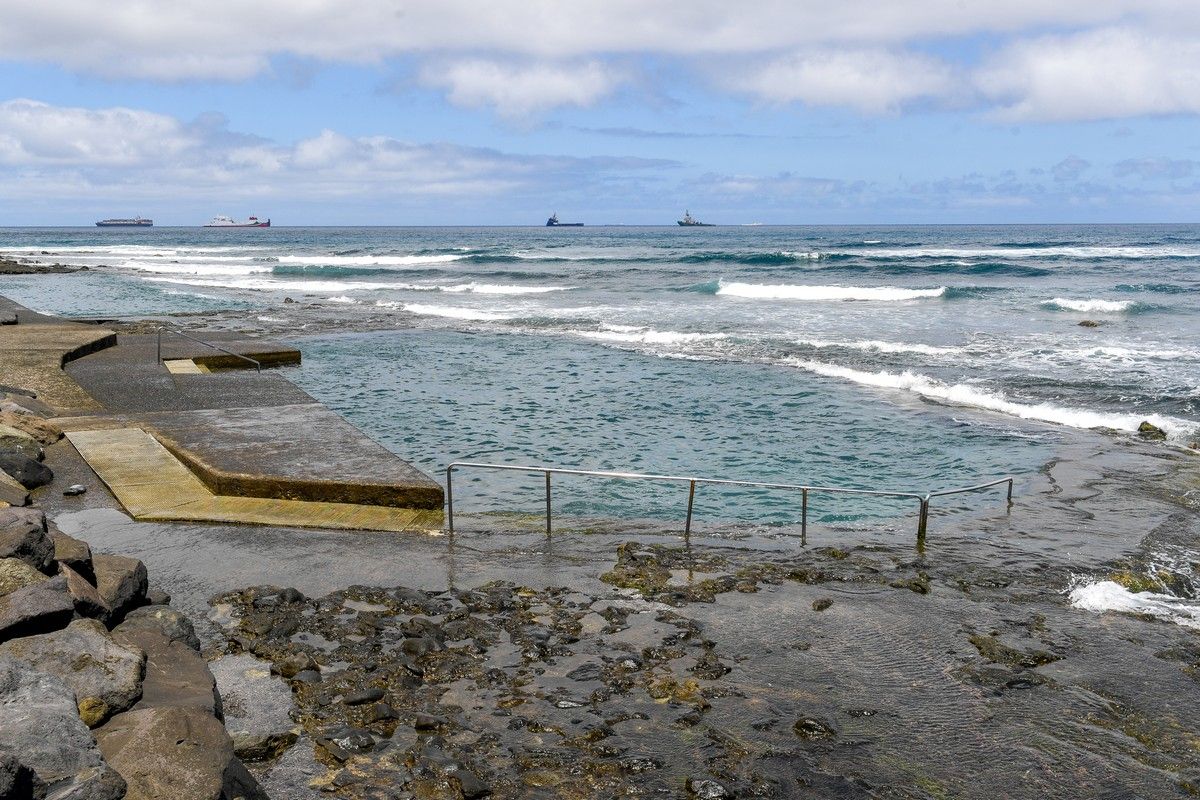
[4,223,1197,524]
[290,329,1053,526]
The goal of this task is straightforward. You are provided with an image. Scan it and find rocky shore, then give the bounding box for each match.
[0,388,265,800]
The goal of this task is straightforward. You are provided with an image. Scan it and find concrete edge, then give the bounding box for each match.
[153,431,445,511]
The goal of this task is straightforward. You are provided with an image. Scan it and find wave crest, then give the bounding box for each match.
[716,281,946,302]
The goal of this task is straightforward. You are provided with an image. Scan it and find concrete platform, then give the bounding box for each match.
[55,405,444,509]
[1,297,445,531]
[67,428,442,533]
[0,297,115,411]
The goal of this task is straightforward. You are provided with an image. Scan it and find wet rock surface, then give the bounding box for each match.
[208,529,1200,799]
[209,653,300,762]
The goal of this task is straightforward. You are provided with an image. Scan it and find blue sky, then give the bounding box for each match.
[1,1,1199,225]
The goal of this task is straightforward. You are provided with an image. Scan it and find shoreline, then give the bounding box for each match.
[2,294,1200,797]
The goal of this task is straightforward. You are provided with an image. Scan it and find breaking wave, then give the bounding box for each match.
[1041,298,1137,313]
[714,281,947,302]
[396,303,513,321]
[1069,580,1200,629]
[277,254,464,268]
[571,325,730,346]
[785,359,1197,439]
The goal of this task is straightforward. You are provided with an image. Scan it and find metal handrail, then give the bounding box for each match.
[444,460,1014,541]
[156,326,261,372]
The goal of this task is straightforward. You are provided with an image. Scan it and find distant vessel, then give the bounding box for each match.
[677,210,712,227]
[203,215,270,228]
[95,217,152,227]
[546,213,583,227]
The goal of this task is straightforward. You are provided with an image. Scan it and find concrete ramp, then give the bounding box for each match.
[67,428,443,533]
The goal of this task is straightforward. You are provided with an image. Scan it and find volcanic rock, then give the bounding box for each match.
[97,706,268,800]
[92,553,148,624]
[0,618,146,727]
[0,576,73,642]
[0,658,126,799]
[0,453,51,491]
[113,611,219,718]
[0,559,47,597]
[0,508,52,571]
[49,529,92,581]
[0,426,42,462]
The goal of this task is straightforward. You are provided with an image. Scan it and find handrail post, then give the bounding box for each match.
[1006,478,1014,506]
[545,471,552,537]
[917,497,929,544]
[801,488,808,542]
[156,327,162,365]
[684,479,696,537]
[446,465,454,535]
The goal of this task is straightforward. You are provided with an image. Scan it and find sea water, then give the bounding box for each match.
[2,224,1198,527]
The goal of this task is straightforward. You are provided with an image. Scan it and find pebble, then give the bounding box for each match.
[342,687,384,706]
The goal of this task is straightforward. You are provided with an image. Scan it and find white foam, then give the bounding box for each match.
[276,254,464,267]
[839,245,1200,259]
[779,251,821,260]
[441,283,572,295]
[1042,298,1136,313]
[795,338,964,356]
[325,295,359,304]
[785,359,1198,439]
[117,260,274,277]
[573,327,730,346]
[1069,580,1200,629]
[141,276,394,292]
[717,281,946,302]
[1054,345,1198,363]
[400,303,512,321]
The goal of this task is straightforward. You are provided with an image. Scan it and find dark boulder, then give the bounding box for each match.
[0,658,126,800]
[0,454,51,491]
[97,706,268,800]
[0,576,73,643]
[92,554,148,624]
[48,528,92,580]
[113,614,220,719]
[0,508,52,572]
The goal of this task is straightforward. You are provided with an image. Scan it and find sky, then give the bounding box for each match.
[2,1,1200,225]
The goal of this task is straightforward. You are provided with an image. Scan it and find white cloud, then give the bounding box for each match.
[976,28,1200,121]
[5,2,1200,119]
[723,49,955,113]
[418,60,623,117]
[0,99,674,206]
[0,99,197,165]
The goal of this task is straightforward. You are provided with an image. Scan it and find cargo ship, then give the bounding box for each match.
[677,210,712,227]
[546,212,583,227]
[95,217,153,227]
[203,215,270,228]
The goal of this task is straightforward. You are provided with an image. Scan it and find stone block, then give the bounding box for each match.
[0,618,145,728]
[0,658,126,800]
[0,576,73,643]
[97,706,267,800]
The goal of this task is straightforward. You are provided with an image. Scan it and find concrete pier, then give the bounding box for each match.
[0,298,443,532]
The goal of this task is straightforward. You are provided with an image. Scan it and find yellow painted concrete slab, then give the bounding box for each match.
[67,427,442,533]
[163,359,207,375]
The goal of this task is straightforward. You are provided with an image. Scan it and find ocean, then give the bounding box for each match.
[2,224,1198,529]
